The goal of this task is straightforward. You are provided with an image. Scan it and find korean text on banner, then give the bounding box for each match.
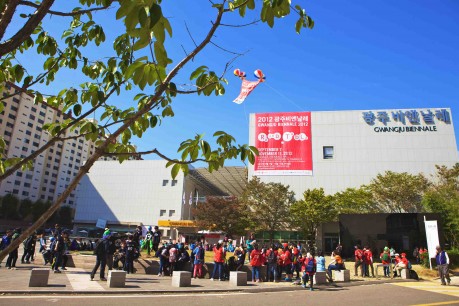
[254,112,313,176]
[424,220,440,259]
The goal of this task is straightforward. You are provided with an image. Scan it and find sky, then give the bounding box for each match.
[12,1,459,167]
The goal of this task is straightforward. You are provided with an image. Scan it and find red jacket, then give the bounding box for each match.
[250,249,264,267]
[281,250,292,266]
[213,246,225,263]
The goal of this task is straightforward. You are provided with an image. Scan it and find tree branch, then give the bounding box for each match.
[0,0,55,57]
[18,0,112,17]
[0,0,20,41]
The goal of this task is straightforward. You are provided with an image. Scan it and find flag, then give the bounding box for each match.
[195,190,199,205]
[182,191,185,205]
[189,192,193,205]
[233,79,262,104]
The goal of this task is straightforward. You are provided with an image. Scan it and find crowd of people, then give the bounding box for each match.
[0,226,453,287]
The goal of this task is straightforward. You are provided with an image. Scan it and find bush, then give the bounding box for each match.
[420,251,430,268]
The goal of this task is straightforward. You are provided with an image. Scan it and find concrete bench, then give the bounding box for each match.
[400,268,410,279]
[29,268,49,287]
[314,271,327,285]
[333,270,350,282]
[108,270,126,288]
[172,271,192,287]
[375,264,392,278]
[230,271,247,286]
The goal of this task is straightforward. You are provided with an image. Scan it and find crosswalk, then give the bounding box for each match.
[65,268,105,291]
[390,281,459,305]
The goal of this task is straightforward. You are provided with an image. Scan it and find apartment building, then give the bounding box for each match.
[0,82,128,207]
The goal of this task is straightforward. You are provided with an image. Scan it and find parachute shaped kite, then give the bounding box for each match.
[233,68,266,104]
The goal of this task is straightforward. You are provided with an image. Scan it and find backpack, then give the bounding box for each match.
[306,258,315,273]
[199,247,205,261]
[381,252,390,262]
[267,250,277,264]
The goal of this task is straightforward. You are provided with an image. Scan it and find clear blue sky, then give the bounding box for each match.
[15,1,459,166]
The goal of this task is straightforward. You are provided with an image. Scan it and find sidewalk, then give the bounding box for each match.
[0,264,435,295]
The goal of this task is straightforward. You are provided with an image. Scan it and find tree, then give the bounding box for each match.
[333,186,382,216]
[367,171,429,213]
[0,1,314,261]
[192,196,250,237]
[422,164,459,248]
[18,198,34,220]
[1,193,20,219]
[242,177,295,242]
[290,188,334,253]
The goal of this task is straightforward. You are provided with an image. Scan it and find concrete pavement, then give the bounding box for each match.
[1,262,452,295]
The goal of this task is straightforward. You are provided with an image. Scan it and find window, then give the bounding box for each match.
[10,105,18,111]
[21,146,28,152]
[31,107,37,113]
[24,183,31,188]
[29,114,35,120]
[16,172,23,177]
[8,114,15,120]
[12,97,19,103]
[162,180,168,186]
[13,189,19,195]
[22,191,29,196]
[36,126,42,131]
[37,119,44,125]
[32,142,39,147]
[169,210,175,217]
[25,174,33,179]
[27,122,33,128]
[4,131,11,136]
[323,146,334,159]
[45,171,49,175]
[160,209,166,217]
[42,187,46,191]
[6,122,14,128]
[39,111,45,117]
[24,138,30,144]
[25,130,31,136]
[14,180,21,186]
[171,180,178,186]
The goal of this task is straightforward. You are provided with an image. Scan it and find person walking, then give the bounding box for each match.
[210,240,225,281]
[354,245,364,277]
[435,245,451,286]
[90,237,107,281]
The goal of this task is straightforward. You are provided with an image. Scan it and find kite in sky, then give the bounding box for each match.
[233,69,266,104]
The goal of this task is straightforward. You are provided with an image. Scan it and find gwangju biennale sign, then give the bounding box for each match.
[254,112,312,176]
[158,220,197,228]
[362,108,451,133]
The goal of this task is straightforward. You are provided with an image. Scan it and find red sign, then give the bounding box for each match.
[254,112,312,175]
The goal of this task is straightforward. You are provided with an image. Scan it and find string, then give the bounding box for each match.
[264,81,305,111]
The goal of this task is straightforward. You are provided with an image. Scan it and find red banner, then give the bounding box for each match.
[254,112,312,175]
[233,79,262,104]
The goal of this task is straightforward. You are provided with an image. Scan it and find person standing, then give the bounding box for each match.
[265,244,278,282]
[90,237,107,281]
[301,252,316,291]
[250,243,263,282]
[210,240,225,281]
[413,246,420,264]
[193,242,205,278]
[152,226,161,255]
[246,234,255,261]
[364,246,374,277]
[316,251,326,272]
[124,234,136,274]
[435,245,451,286]
[354,245,364,277]
[145,226,153,256]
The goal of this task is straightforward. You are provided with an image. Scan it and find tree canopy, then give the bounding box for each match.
[0,0,314,261]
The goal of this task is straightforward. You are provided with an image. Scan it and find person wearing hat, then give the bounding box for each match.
[435,245,451,285]
[145,226,154,256]
[380,247,391,277]
[210,240,225,281]
[393,253,408,277]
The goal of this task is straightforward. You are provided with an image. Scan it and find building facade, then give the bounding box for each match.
[248,108,458,196]
[0,83,126,207]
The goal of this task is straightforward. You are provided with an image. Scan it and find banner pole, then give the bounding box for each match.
[424,215,433,270]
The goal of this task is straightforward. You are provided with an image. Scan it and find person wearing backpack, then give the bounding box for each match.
[90,237,107,281]
[193,242,205,278]
[301,252,316,291]
[265,244,278,282]
[354,245,364,277]
[380,247,391,277]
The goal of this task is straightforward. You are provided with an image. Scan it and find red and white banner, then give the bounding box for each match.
[254,112,312,176]
[233,79,262,104]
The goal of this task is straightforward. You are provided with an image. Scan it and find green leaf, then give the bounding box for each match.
[190,66,208,80]
[171,163,180,179]
[73,104,82,116]
[150,4,162,28]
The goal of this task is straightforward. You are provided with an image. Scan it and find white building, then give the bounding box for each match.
[248,108,458,196]
[73,160,247,237]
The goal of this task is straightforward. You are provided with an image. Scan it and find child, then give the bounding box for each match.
[301,252,316,291]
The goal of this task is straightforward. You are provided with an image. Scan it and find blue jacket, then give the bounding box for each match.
[436,251,448,265]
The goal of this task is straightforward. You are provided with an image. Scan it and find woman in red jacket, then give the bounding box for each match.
[210,240,225,281]
[250,243,264,282]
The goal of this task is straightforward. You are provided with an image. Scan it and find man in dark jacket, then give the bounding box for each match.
[90,237,107,281]
[152,226,161,254]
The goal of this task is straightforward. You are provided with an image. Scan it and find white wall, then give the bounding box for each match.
[74,160,185,226]
[249,108,458,197]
